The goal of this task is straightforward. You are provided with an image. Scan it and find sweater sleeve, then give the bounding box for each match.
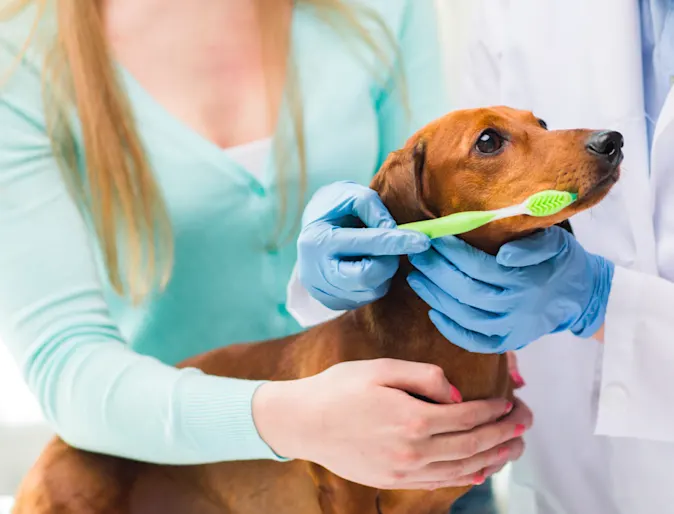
[0,42,281,465]
[594,265,674,442]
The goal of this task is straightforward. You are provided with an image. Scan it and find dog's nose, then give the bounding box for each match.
[586,131,624,167]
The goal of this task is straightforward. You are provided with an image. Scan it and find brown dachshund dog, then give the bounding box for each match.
[12,106,621,514]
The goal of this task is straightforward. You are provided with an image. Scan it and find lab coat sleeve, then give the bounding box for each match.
[0,41,281,464]
[286,0,449,326]
[596,266,674,442]
[285,264,345,328]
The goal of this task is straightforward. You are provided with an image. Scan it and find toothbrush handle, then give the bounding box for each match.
[398,211,497,239]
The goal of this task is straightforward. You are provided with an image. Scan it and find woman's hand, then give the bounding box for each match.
[407,227,614,353]
[297,181,430,311]
[252,359,531,490]
[507,352,526,389]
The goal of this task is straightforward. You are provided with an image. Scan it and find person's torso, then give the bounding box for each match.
[99,3,413,365]
[106,0,288,150]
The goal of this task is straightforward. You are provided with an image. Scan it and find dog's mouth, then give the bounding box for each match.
[576,167,621,203]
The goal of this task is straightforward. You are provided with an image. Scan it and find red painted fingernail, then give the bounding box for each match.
[498,447,510,460]
[511,371,526,388]
[504,401,513,415]
[473,472,485,485]
[514,424,526,437]
[450,386,463,403]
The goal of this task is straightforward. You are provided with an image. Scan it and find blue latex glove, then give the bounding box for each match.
[407,226,615,353]
[298,181,430,311]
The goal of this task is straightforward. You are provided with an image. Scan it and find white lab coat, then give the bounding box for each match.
[447,2,674,513]
[289,1,674,512]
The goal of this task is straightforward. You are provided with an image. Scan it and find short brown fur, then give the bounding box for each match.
[12,107,619,514]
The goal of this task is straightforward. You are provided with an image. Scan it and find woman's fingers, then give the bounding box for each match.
[421,397,513,435]
[425,399,532,460]
[371,358,462,405]
[389,404,529,490]
[400,475,482,491]
[507,351,526,388]
[397,438,524,491]
[482,463,507,482]
[414,437,523,482]
[485,437,525,476]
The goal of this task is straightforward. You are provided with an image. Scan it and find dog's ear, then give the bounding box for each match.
[370,139,438,225]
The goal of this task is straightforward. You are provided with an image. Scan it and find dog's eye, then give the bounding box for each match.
[538,118,548,130]
[475,129,504,154]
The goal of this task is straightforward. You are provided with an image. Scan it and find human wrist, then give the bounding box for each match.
[570,255,615,338]
[251,379,314,461]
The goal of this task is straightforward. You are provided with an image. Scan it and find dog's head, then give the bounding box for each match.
[372,106,622,253]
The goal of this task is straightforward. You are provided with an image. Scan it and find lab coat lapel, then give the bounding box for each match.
[651,84,674,160]
[649,86,674,278]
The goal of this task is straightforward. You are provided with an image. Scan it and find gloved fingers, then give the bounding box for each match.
[331,227,430,257]
[428,310,509,354]
[306,182,397,228]
[349,185,399,229]
[301,181,393,227]
[408,251,516,312]
[430,237,518,287]
[496,226,569,267]
[301,181,358,226]
[334,255,399,291]
[307,286,360,311]
[408,274,511,337]
[308,279,390,311]
[338,281,391,307]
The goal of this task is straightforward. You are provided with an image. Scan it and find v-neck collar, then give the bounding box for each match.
[112,8,304,195]
[116,65,271,195]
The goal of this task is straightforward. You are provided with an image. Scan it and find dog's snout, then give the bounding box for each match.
[586,131,624,167]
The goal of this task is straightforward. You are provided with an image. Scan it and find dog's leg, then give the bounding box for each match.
[12,437,136,514]
[307,464,380,514]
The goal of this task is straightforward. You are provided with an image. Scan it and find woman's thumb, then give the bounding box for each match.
[371,359,462,404]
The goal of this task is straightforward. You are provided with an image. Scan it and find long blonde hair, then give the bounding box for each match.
[1,0,402,302]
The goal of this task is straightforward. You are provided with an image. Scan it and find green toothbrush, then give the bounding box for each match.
[398,190,578,239]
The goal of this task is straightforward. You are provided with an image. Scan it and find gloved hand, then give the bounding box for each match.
[406,226,614,353]
[297,181,430,311]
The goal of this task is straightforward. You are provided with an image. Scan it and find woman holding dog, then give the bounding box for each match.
[0,0,526,510]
